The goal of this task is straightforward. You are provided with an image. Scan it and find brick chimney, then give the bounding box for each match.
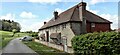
[54,11,58,20]
[78,2,87,34]
[44,22,47,25]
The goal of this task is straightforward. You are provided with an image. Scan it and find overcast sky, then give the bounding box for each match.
[0,0,119,32]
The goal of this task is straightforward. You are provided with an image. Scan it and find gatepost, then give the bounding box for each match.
[62,36,67,52]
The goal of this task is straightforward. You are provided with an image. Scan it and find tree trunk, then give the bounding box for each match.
[12,32,15,37]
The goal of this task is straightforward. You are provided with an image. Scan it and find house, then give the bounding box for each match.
[38,2,112,47]
[115,28,120,32]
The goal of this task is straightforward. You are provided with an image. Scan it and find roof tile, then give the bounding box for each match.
[39,2,111,30]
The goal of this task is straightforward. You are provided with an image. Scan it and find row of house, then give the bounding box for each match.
[38,2,112,47]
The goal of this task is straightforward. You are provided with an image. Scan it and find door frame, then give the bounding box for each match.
[46,31,49,42]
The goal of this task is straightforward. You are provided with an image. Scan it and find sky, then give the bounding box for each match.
[0,0,119,32]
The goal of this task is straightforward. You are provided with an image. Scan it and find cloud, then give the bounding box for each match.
[0,12,50,32]
[0,12,40,32]
[19,19,39,32]
[86,6,99,14]
[1,0,119,3]
[28,0,84,4]
[90,0,105,5]
[28,0,61,4]
[28,22,43,32]
[89,0,119,5]
[0,0,28,2]
[1,0,83,3]
[20,17,51,32]
[0,13,15,20]
[55,8,64,14]
[118,16,120,28]
[100,14,118,29]
[20,11,37,19]
[30,18,51,32]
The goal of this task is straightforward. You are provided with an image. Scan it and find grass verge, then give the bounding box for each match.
[0,30,29,49]
[1,38,13,49]
[23,41,71,55]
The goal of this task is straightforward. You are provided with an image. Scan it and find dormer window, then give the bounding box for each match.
[91,23,95,27]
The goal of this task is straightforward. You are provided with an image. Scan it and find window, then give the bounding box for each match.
[91,23,95,27]
[62,24,66,30]
[57,26,60,31]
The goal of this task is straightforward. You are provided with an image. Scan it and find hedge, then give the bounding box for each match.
[71,32,120,55]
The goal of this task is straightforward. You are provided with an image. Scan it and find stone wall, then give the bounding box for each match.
[38,22,75,47]
[35,39,74,53]
[71,22,81,35]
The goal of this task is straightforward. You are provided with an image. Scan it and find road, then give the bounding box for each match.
[1,38,39,55]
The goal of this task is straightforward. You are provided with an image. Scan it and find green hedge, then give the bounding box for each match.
[29,32,38,37]
[71,32,120,55]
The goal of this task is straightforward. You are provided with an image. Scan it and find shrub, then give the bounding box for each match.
[29,32,38,37]
[71,32,120,55]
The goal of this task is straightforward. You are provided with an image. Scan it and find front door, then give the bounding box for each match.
[46,31,49,42]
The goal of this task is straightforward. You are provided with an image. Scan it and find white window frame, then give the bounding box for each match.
[91,23,95,27]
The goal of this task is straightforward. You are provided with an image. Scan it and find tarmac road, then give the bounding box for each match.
[1,38,39,55]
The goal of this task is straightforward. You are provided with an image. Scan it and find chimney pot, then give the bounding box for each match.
[54,11,58,20]
[44,22,47,25]
[78,2,87,7]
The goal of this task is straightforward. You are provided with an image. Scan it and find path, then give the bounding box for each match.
[1,38,39,55]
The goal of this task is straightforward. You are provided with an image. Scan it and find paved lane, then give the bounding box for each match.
[2,38,39,55]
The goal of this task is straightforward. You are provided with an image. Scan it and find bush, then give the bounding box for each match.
[29,32,38,37]
[71,32,120,55]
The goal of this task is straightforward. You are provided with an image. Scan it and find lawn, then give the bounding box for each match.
[23,41,70,55]
[0,31,13,49]
[0,30,29,49]
[1,38,13,49]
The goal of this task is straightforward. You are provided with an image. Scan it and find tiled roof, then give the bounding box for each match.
[39,2,112,30]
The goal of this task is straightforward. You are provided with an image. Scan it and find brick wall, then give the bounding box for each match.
[87,23,111,32]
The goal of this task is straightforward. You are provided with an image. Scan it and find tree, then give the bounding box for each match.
[0,20,2,30]
[0,20,21,32]
[11,22,21,32]
[12,29,17,37]
[3,22,11,31]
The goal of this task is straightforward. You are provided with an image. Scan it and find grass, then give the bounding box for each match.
[0,31,13,49]
[0,30,29,49]
[1,38,13,49]
[0,30,71,55]
[23,41,71,55]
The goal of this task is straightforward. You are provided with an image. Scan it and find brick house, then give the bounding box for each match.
[38,2,112,47]
[115,28,120,32]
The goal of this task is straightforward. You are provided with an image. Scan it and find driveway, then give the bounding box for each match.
[1,38,39,55]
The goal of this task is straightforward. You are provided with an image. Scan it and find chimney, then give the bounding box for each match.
[44,22,47,25]
[78,2,87,34]
[54,11,58,20]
